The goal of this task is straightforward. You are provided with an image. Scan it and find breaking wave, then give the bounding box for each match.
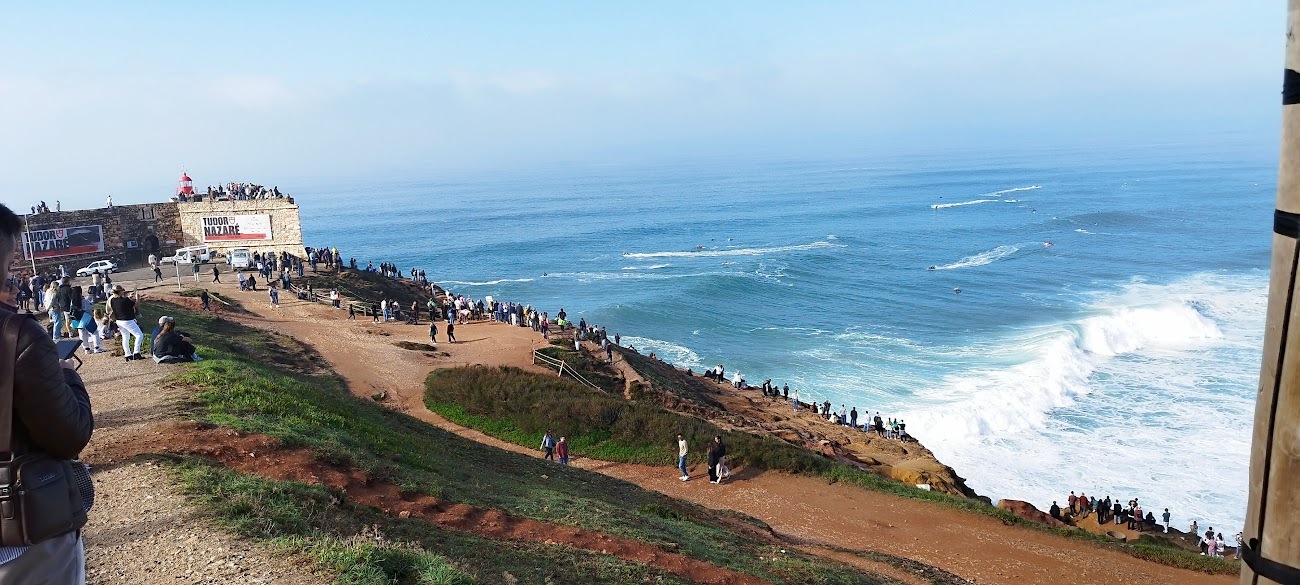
[929,245,1023,270]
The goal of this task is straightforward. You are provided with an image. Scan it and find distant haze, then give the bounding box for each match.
[0,1,1279,209]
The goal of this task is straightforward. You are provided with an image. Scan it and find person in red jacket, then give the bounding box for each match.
[556,436,569,466]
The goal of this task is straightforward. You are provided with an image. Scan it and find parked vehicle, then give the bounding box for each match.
[228,247,253,270]
[162,245,212,264]
[75,259,119,277]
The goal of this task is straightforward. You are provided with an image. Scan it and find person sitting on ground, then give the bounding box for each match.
[1049,501,1061,520]
[152,319,198,362]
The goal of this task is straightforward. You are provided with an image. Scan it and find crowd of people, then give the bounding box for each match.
[28,200,60,214]
[178,182,290,203]
[1047,493,1239,557]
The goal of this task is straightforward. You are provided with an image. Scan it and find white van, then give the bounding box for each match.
[165,245,212,265]
[228,247,253,270]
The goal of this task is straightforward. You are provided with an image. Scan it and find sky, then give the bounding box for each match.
[0,1,1283,209]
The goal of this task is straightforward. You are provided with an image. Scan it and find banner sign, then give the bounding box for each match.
[201,214,273,242]
[22,225,105,260]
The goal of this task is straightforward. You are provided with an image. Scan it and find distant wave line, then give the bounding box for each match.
[441,277,535,286]
[988,185,1042,196]
[929,244,1023,270]
[931,199,999,210]
[622,241,841,259]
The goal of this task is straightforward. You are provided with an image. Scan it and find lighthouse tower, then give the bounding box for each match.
[176,171,194,199]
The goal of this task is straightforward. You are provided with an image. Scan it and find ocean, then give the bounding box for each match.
[299,137,1274,534]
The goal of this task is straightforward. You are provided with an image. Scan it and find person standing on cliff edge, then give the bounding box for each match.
[0,202,96,584]
[677,434,689,481]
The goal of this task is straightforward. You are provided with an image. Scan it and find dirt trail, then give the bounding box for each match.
[99,422,768,585]
[71,327,325,584]
[204,282,1233,585]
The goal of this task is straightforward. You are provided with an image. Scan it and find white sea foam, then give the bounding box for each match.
[622,241,841,259]
[930,198,1000,210]
[900,272,1265,534]
[1075,229,1094,235]
[619,336,703,369]
[989,185,1042,196]
[621,264,671,270]
[930,244,1022,270]
[440,277,535,286]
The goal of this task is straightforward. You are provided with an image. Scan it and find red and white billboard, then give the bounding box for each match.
[201,214,273,242]
[22,225,106,260]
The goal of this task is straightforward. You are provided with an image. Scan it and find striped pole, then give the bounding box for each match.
[1240,4,1300,583]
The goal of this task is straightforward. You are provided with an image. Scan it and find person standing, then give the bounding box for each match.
[152,265,163,283]
[710,436,729,484]
[791,388,800,413]
[429,321,437,346]
[108,285,143,360]
[556,436,569,466]
[540,430,556,461]
[706,437,720,483]
[677,434,689,481]
[0,202,95,585]
[446,321,456,343]
[268,285,279,309]
[1162,508,1171,533]
[348,303,356,320]
[199,290,211,312]
[850,407,858,429]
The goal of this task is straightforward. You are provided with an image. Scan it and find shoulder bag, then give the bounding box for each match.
[0,314,88,546]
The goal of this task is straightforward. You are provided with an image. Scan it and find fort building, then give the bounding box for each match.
[20,190,305,272]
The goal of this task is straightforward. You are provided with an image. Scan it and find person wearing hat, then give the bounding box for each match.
[107,285,143,361]
[150,316,172,348]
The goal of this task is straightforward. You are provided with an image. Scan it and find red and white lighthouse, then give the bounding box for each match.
[176,171,194,196]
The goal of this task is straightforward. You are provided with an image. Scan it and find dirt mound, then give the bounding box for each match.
[997,499,1067,529]
[104,422,769,585]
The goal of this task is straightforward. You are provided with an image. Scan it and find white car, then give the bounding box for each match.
[75,259,119,277]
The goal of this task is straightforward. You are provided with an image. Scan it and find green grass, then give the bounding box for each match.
[425,365,831,473]
[424,364,1241,577]
[170,459,681,585]
[144,301,893,584]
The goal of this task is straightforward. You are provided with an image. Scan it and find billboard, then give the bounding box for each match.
[201,214,273,242]
[22,225,106,260]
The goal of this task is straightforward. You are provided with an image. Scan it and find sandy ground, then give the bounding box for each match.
[182,276,1234,585]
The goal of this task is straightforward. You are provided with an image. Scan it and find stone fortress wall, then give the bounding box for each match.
[20,198,305,273]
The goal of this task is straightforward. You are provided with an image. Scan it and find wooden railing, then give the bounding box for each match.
[532,350,600,390]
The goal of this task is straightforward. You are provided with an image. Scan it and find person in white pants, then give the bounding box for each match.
[76,295,102,353]
[108,286,144,360]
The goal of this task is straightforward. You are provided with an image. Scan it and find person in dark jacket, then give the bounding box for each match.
[0,203,95,583]
[151,321,196,362]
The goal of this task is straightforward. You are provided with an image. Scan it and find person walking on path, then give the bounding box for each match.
[348,303,356,319]
[371,303,379,323]
[540,430,557,461]
[153,265,163,283]
[556,436,569,466]
[677,434,689,481]
[199,290,211,312]
[446,321,456,343]
[212,266,221,283]
[268,285,279,309]
[429,322,437,347]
